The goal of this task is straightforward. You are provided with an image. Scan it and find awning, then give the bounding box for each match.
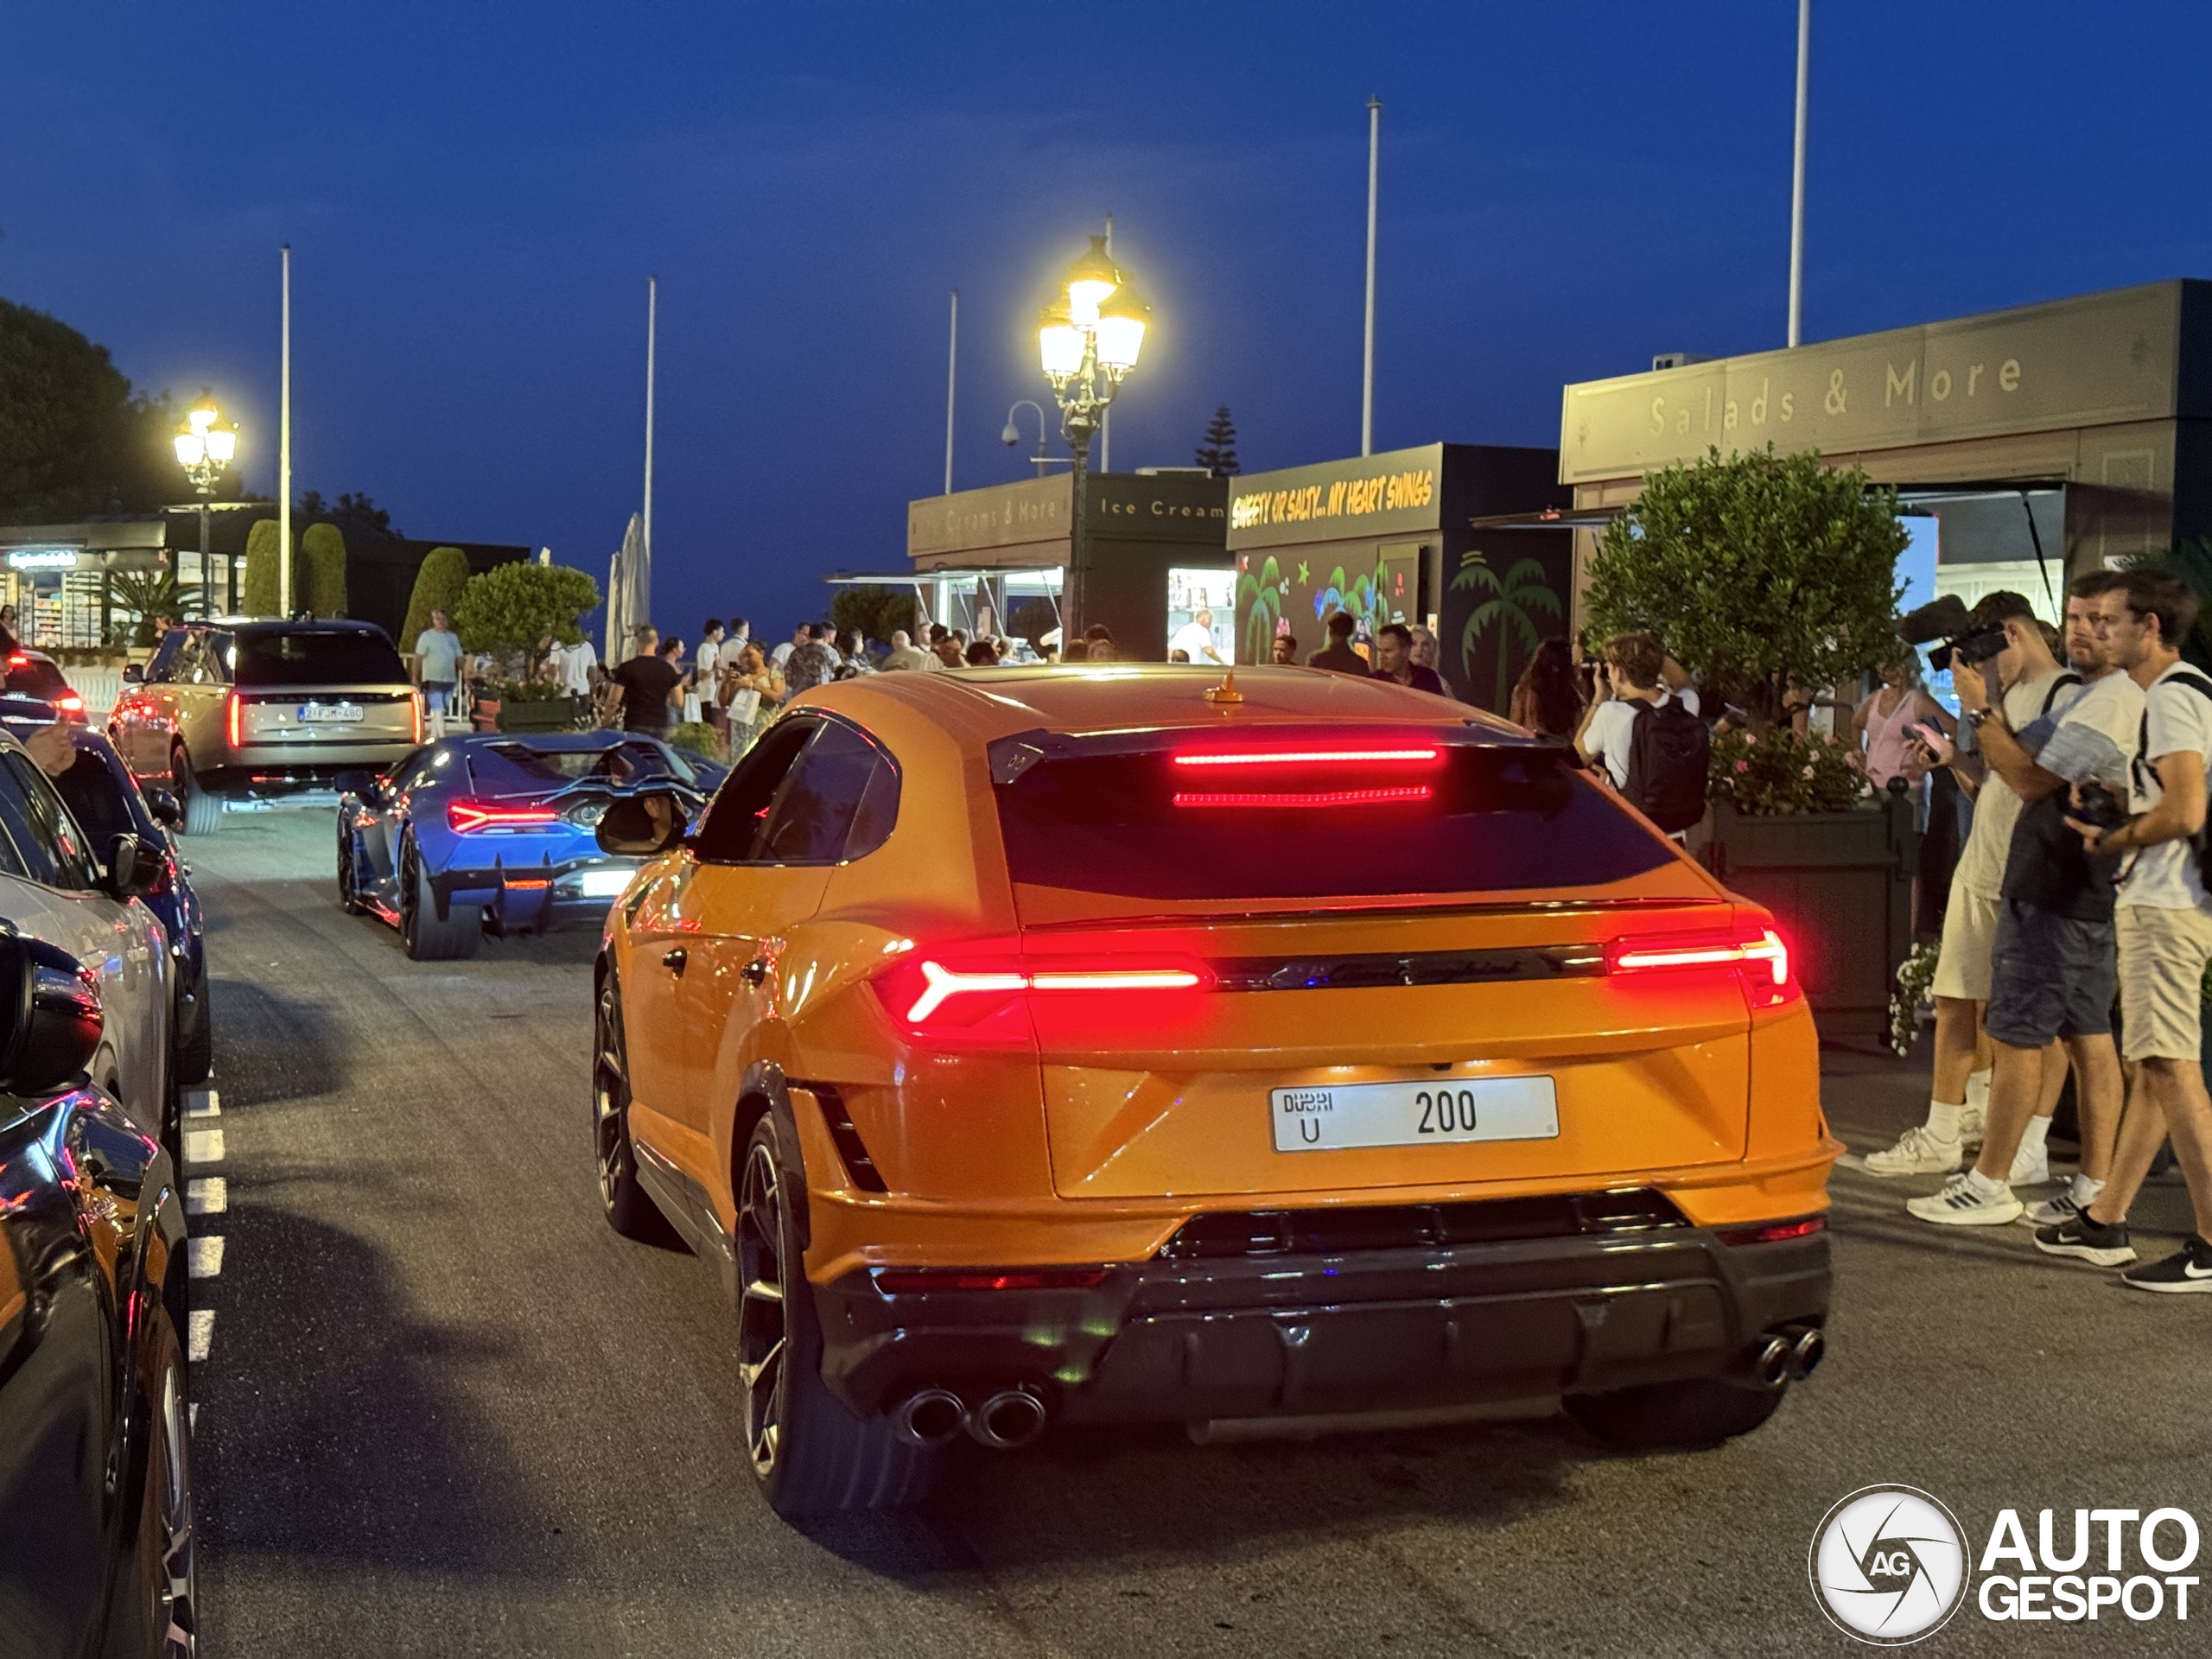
[823,567,1064,589]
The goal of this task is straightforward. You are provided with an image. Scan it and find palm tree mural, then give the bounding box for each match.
[1237,556,1283,663]
[1452,556,1560,707]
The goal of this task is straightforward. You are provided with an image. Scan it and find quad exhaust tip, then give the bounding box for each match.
[893,1389,969,1448]
[1751,1324,1825,1390]
[969,1388,1049,1451]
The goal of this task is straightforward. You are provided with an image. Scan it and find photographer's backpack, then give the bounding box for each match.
[2133,665,2212,870]
[1624,697,1712,834]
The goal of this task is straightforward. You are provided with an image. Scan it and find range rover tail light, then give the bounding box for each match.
[226,691,242,749]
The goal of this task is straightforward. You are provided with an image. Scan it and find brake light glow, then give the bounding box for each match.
[410,691,423,743]
[1716,1215,1826,1247]
[503,877,551,890]
[1606,926,1796,1006]
[1173,785,1432,810]
[1173,746,1440,768]
[54,693,83,713]
[226,691,242,749]
[447,800,562,834]
[885,950,1211,1033]
[872,1268,1111,1294]
[4,653,24,667]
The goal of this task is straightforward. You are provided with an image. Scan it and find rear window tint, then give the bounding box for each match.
[995,743,1673,901]
[232,630,407,687]
[3,658,71,700]
[475,740,695,789]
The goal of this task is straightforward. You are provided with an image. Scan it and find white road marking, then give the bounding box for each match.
[188,1309,214,1363]
[188,1403,198,1433]
[183,1128,225,1164]
[186,1178,226,1216]
[188,1236,225,1278]
[184,1088,220,1118]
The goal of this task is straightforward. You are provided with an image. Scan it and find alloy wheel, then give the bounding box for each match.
[397,836,419,944]
[735,1141,788,1478]
[155,1361,197,1656]
[592,979,632,1211]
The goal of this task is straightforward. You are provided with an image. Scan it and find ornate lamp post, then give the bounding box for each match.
[173,391,239,617]
[1037,235,1149,645]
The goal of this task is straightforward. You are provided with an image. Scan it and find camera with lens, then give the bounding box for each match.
[2070,782,2131,833]
[1899,594,2010,673]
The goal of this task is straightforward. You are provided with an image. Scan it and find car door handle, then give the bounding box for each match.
[662,947,688,976]
[740,957,769,985]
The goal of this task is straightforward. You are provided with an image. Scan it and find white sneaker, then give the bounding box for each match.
[1908,1173,2024,1226]
[1865,1125,1964,1178]
[2028,1189,2086,1226]
[2009,1140,2050,1186]
[1958,1101,1986,1151]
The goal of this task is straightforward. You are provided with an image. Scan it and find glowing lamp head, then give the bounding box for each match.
[173,429,206,467]
[205,425,237,463]
[1094,282,1149,372]
[1038,302,1084,378]
[1063,234,1120,326]
[187,392,221,435]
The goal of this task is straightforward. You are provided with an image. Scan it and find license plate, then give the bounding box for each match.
[1271,1076,1560,1153]
[575,867,632,898]
[298,700,364,724]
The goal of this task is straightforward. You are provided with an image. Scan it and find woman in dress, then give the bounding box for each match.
[1853,651,1952,791]
[722,641,782,755]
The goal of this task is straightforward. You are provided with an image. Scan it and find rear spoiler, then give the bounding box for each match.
[988,721,1548,787]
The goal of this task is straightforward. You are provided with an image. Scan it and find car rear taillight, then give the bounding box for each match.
[1172,744,1443,769]
[872,1267,1111,1295]
[54,693,83,714]
[448,799,562,834]
[4,653,25,668]
[1605,925,1796,1008]
[874,944,1212,1043]
[1716,1215,1826,1246]
[1173,785,1433,810]
[226,690,242,749]
[410,691,423,743]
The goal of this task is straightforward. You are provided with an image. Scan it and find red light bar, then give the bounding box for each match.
[4,653,25,668]
[448,799,562,835]
[903,959,1204,1022]
[54,693,83,712]
[1716,1215,1826,1247]
[1173,785,1433,810]
[503,877,552,890]
[1173,746,1440,768]
[1608,929,1789,986]
[226,690,242,749]
[873,1268,1111,1294]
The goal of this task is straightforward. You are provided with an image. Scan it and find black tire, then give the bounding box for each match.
[336,823,369,916]
[736,1114,941,1516]
[398,831,480,961]
[172,750,223,836]
[592,972,680,1244]
[1566,1377,1782,1452]
[111,1323,197,1656]
[174,963,213,1088]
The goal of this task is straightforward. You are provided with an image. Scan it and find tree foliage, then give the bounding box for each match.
[1584,447,1906,724]
[240,519,295,618]
[300,522,348,616]
[1194,406,1240,477]
[829,585,915,646]
[401,546,473,648]
[454,559,599,658]
[107,569,199,645]
[299,490,399,540]
[0,296,185,524]
[2122,536,2212,675]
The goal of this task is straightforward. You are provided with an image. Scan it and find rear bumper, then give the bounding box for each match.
[811,1219,1828,1424]
[202,747,414,792]
[435,856,634,932]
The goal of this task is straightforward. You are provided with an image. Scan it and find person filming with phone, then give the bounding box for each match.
[1853,648,1952,790]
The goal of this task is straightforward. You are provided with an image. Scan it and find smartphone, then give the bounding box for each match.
[1907,721,1945,747]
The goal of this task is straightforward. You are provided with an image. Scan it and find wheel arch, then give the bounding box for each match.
[732,1060,810,1258]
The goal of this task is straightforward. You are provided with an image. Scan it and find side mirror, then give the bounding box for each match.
[122,664,144,683]
[105,833,163,900]
[0,933,104,1096]
[141,785,184,830]
[596,791,690,857]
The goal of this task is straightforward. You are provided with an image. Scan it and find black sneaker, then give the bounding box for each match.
[2122,1234,2212,1294]
[2034,1213,2136,1268]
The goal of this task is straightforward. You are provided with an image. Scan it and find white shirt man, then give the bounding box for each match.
[557,636,597,698]
[695,625,725,700]
[1170,611,1226,665]
[1581,685,1700,788]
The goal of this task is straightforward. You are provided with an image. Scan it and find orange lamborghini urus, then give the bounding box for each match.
[591,665,1838,1516]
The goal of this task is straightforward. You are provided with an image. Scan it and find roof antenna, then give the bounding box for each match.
[1203,668,1245,706]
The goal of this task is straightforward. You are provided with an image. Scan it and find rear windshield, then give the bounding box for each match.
[4,658,71,699]
[474,740,696,789]
[233,630,407,687]
[995,742,1674,901]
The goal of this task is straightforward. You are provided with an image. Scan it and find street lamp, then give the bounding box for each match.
[1036,234,1149,646]
[173,391,238,618]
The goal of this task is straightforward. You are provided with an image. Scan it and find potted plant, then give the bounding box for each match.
[451,560,601,734]
[1585,446,1913,1036]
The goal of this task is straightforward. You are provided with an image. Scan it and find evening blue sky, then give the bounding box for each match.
[7,2,2211,635]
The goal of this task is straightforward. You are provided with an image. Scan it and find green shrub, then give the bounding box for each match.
[239,518,294,618]
[453,559,600,658]
[666,720,722,761]
[829,585,914,647]
[401,546,472,650]
[300,522,348,616]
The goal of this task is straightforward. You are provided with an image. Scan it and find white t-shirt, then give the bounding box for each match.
[770,641,795,669]
[2120,661,2212,913]
[2031,667,2145,793]
[1584,688,1700,788]
[1169,620,1225,664]
[556,639,597,696]
[1952,667,2071,898]
[696,639,721,688]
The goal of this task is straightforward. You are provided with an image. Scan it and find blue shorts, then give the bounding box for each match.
[1985,899,2116,1049]
[422,682,454,715]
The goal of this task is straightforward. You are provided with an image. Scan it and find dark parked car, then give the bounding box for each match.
[3,647,87,722]
[0,931,194,1656]
[0,701,209,1151]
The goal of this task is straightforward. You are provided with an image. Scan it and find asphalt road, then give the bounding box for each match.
[182,810,2212,1656]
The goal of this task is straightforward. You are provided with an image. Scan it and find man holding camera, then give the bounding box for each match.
[2036,569,2212,1288]
[1867,592,2076,1180]
[1908,573,2144,1227]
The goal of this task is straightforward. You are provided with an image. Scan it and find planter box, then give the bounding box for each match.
[1703,794,1917,1039]
[494,700,574,734]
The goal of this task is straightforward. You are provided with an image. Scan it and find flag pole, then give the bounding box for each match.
[643,276,657,604]
[944,289,958,495]
[1788,0,1810,348]
[279,245,292,618]
[1362,98,1381,457]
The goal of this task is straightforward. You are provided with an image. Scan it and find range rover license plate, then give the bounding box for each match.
[299,700,364,723]
[1271,1076,1559,1153]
